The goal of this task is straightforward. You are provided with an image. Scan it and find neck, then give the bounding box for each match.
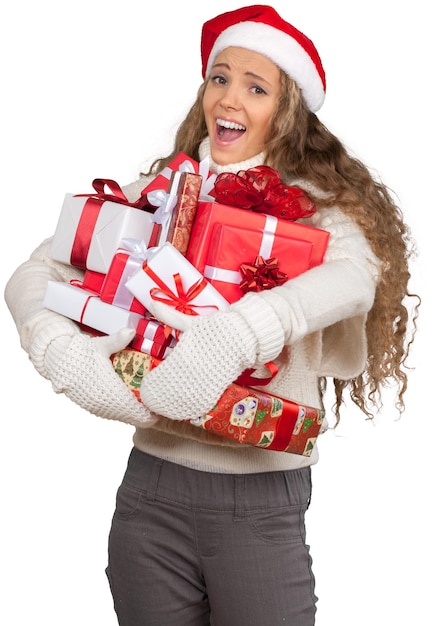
[198,137,265,174]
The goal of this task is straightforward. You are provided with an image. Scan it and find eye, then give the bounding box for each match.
[211,74,227,86]
[250,85,267,95]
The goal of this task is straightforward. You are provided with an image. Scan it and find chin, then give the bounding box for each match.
[210,145,246,166]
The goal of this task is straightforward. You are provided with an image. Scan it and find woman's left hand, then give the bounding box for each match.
[139,309,259,421]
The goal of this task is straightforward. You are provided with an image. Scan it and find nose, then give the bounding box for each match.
[220,84,241,110]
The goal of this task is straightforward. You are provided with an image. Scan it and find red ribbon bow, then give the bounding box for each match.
[239,256,288,293]
[211,166,316,221]
[76,178,154,211]
[147,267,218,317]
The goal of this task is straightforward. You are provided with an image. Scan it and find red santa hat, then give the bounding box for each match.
[201,5,326,112]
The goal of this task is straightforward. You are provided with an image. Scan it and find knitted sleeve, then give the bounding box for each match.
[140,207,380,421]
[4,237,154,427]
[4,238,83,378]
[233,206,380,348]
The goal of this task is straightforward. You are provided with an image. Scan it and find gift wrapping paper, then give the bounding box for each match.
[111,349,161,401]
[131,316,178,359]
[80,269,106,294]
[43,281,144,335]
[100,241,150,315]
[190,384,325,456]
[151,171,202,254]
[186,201,330,275]
[112,348,324,456]
[125,242,230,316]
[49,192,157,273]
[142,152,217,201]
[203,221,314,303]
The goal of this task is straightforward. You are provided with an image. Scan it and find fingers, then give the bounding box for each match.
[147,300,196,332]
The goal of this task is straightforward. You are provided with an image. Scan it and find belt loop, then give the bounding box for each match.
[145,457,163,502]
[234,476,246,520]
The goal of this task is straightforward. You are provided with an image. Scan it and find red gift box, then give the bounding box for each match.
[142,152,217,201]
[149,171,202,255]
[81,269,106,293]
[202,220,314,303]
[130,316,178,359]
[186,202,330,277]
[189,384,325,456]
[100,239,149,315]
[113,348,324,457]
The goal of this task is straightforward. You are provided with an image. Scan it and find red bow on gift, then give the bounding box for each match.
[211,166,316,221]
[77,178,155,211]
[239,256,288,293]
[148,269,219,317]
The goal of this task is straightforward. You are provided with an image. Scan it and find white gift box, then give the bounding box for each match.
[125,242,230,315]
[43,281,144,335]
[49,192,157,273]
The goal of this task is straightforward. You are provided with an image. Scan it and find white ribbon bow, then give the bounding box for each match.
[162,156,217,201]
[118,238,150,259]
[147,189,178,225]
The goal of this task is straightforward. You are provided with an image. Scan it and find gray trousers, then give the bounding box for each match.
[106,447,317,626]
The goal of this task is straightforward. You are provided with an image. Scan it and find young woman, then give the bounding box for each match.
[4,5,418,625]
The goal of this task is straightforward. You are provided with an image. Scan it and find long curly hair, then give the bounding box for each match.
[144,73,420,422]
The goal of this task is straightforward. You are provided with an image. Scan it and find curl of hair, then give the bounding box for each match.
[142,72,420,422]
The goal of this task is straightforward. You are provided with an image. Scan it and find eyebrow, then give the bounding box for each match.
[211,62,273,86]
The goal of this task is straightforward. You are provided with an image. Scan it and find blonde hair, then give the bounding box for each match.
[144,73,420,422]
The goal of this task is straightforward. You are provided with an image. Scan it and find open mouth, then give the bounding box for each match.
[216,118,246,141]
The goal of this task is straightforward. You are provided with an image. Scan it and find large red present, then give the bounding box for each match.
[149,171,202,254]
[100,239,149,315]
[142,152,217,201]
[202,219,314,303]
[49,179,157,273]
[189,384,325,456]
[125,242,230,316]
[186,202,330,278]
[131,316,178,359]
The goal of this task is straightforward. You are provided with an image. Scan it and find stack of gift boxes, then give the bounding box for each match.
[44,153,329,456]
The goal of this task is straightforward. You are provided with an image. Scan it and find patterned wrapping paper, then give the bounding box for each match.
[111,349,161,401]
[154,172,203,255]
[141,152,217,200]
[189,383,325,456]
[111,348,324,457]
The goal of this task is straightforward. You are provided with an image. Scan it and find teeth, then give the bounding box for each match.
[216,118,246,131]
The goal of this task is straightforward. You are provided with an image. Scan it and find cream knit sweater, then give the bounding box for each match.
[4,139,380,473]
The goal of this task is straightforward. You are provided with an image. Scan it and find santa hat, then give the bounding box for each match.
[201,5,326,112]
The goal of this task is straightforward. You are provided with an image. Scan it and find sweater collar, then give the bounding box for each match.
[198,136,265,174]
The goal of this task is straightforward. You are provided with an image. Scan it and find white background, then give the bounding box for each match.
[1,1,437,624]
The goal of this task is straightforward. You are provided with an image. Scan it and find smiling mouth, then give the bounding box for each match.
[216,118,246,141]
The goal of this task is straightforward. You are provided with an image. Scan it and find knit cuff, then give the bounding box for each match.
[231,290,286,364]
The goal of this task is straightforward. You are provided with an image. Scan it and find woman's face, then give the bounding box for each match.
[203,47,282,165]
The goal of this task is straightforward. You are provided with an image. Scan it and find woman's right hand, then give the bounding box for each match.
[44,328,157,428]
